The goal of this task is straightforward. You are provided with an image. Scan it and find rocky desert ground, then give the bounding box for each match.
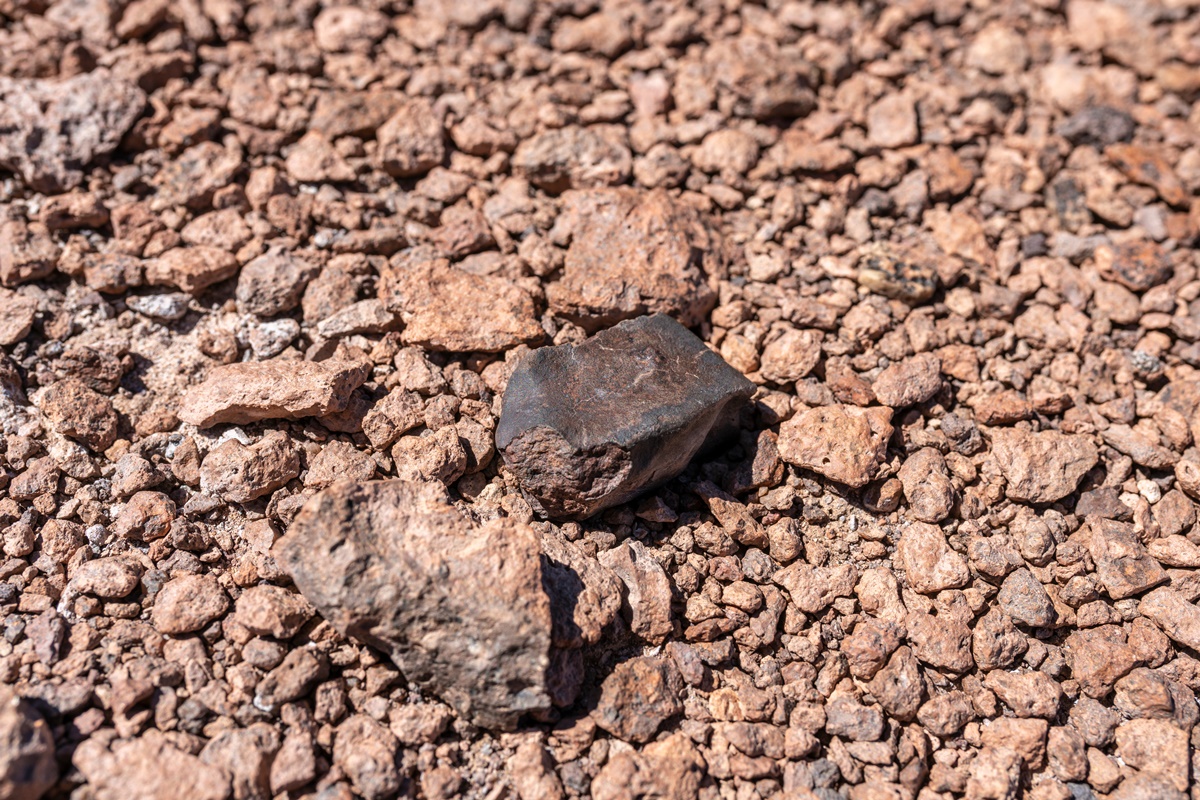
[2,1,1200,799]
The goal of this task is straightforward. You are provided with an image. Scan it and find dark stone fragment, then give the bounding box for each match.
[1075,487,1133,521]
[1056,106,1136,147]
[496,314,755,520]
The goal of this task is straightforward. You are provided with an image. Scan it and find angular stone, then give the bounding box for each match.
[179,358,370,428]
[895,521,969,595]
[0,686,57,800]
[872,353,942,408]
[598,539,673,644]
[539,530,622,649]
[777,404,894,488]
[145,246,239,294]
[380,258,543,352]
[0,288,36,346]
[1139,587,1200,652]
[496,314,754,520]
[854,241,936,303]
[0,70,146,193]
[990,427,1099,503]
[151,573,230,635]
[0,220,59,287]
[1087,519,1167,600]
[199,432,301,503]
[997,569,1057,627]
[74,730,230,800]
[592,656,684,743]
[513,127,631,192]
[37,378,119,452]
[275,479,552,729]
[546,188,722,332]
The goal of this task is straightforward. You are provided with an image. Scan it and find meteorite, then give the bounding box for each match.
[496,313,755,520]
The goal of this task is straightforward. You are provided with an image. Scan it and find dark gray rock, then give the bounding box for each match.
[274,479,553,729]
[496,314,755,520]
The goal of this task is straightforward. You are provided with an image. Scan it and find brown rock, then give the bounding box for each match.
[510,740,564,800]
[593,656,684,743]
[380,258,543,352]
[1066,625,1138,698]
[376,99,445,177]
[179,358,370,428]
[69,558,141,599]
[146,247,239,294]
[236,251,321,318]
[1087,519,1167,600]
[275,479,552,729]
[200,432,301,503]
[777,404,893,488]
[990,427,1098,503]
[74,730,230,800]
[151,573,230,635]
[868,646,924,722]
[895,522,969,594]
[391,426,467,485]
[1139,587,1200,651]
[0,686,57,800]
[539,532,622,649]
[598,539,673,644]
[38,378,119,451]
[1095,241,1173,292]
[916,690,974,737]
[897,448,956,523]
[361,390,424,450]
[0,70,146,193]
[1114,718,1190,792]
[979,718,1048,770]
[907,611,974,673]
[546,188,721,331]
[285,131,355,183]
[996,569,1057,628]
[866,94,919,149]
[0,288,36,345]
[759,327,822,384]
[1106,143,1188,207]
[773,562,858,614]
[332,715,400,800]
[513,127,631,192]
[231,585,313,640]
[983,671,1063,719]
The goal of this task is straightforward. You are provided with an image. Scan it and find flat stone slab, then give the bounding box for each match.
[496,313,755,520]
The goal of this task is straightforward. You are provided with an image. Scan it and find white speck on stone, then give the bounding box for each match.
[1137,479,1162,504]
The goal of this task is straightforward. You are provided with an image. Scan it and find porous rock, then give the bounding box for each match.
[275,479,553,729]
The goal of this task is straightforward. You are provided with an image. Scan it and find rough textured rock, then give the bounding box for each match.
[777,404,894,488]
[990,427,1099,503]
[151,573,230,635]
[179,358,370,427]
[0,71,146,193]
[199,432,301,503]
[380,258,543,352]
[592,656,684,743]
[0,686,57,800]
[546,189,723,331]
[275,479,553,729]
[513,127,631,192]
[145,247,240,294]
[598,539,673,644]
[497,314,754,519]
[73,730,231,800]
[37,378,119,451]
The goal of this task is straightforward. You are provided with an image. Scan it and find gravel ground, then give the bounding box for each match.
[1,2,1200,800]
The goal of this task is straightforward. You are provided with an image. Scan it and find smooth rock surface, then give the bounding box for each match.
[275,479,553,729]
[496,314,755,519]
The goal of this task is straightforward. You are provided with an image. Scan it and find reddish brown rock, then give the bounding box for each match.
[593,656,684,743]
[0,70,146,193]
[777,404,894,488]
[0,287,36,345]
[179,358,370,428]
[376,99,445,177]
[380,258,542,352]
[37,378,119,451]
[74,730,230,800]
[151,573,230,635]
[895,522,969,594]
[990,427,1098,504]
[545,188,722,331]
[598,539,673,644]
[897,448,955,523]
[199,432,301,503]
[0,686,57,800]
[513,127,631,193]
[146,247,239,295]
[1087,519,1167,600]
[1139,587,1200,651]
[0,220,59,287]
[275,479,552,729]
